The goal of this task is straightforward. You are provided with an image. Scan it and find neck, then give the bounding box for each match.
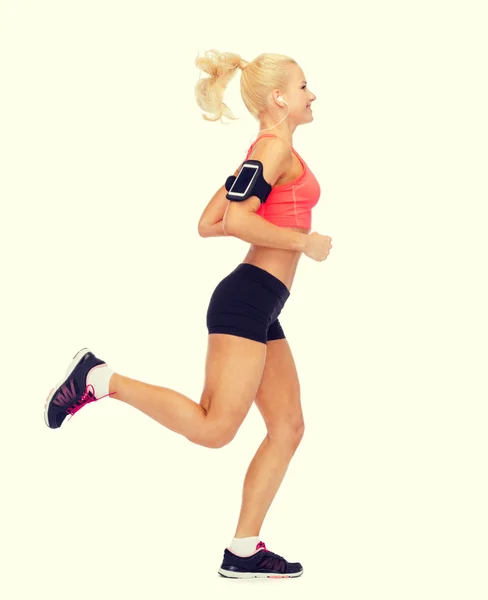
[256,119,296,149]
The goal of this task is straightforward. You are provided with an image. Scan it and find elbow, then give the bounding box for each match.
[198,222,209,237]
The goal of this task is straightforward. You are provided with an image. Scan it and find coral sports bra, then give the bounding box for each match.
[244,133,321,229]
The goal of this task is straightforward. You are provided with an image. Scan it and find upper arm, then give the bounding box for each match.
[223,138,291,232]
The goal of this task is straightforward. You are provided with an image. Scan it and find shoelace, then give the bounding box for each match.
[66,384,116,421]
[255,542,287,574]
[256,541,286,563]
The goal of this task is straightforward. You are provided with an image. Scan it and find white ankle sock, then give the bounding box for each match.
[86,364,115,399]
[229,536,261,557]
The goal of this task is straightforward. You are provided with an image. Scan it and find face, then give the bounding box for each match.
[278,64,317,121]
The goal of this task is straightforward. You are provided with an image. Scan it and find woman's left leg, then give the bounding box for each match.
[233,335,305,538]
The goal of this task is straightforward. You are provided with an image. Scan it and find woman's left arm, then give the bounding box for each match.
[198,219,228,238]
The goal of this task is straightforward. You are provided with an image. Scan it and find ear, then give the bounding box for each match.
[271,89,282,106]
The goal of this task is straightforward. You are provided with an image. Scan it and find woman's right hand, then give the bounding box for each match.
[303,232,333,262]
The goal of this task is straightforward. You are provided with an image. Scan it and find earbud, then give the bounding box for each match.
[277,95,287,106]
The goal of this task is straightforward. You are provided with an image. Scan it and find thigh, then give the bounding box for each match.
[254,337,304,437]
[199,333,267,433]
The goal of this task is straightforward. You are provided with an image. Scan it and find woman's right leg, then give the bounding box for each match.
[109,333,267,449]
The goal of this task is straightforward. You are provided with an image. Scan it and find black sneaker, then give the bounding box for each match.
[218,541,304,579]
[44,347,116,429]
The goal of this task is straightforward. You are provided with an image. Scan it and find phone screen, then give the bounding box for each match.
[229,164,258,196]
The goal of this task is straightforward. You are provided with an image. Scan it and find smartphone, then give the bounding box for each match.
[228,163,259,198]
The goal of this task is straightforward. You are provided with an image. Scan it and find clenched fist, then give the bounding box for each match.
[304,231,333,262]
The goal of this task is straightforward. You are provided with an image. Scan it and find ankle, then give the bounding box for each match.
[234,531,260,539]
[86,364,115,400]
[229,534,261,556]
[108,372,120,399]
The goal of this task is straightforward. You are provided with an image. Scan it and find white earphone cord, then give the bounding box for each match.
[249,98,289,146]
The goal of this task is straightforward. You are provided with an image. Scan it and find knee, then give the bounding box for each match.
[206,430,237,449]
[269,419,305,448]
[193,421,238,449]
[291,420,305,447]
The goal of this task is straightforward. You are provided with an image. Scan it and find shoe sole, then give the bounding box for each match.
[44,347,92,428]
[218,568,303,579]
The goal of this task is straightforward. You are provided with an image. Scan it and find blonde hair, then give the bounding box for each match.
[194,49,296,123]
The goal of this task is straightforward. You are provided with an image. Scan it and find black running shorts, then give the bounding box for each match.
[206,263,291,345]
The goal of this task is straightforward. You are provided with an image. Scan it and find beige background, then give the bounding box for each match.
[0,0,487,598]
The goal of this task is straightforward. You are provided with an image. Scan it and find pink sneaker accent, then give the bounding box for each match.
[256,541,267,552]
[52,379,77,408]
[66,384,116,421]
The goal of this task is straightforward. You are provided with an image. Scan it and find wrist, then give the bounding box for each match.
[294,231,309,252]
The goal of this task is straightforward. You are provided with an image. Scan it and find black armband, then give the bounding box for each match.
[225,160,272,203]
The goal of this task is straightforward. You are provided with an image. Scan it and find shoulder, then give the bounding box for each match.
[249,135,292,165]
[251,134,291,153]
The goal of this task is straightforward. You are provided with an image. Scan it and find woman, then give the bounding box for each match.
[44,50,333,579]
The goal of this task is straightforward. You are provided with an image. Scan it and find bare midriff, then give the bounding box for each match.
[241,225,310,293]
